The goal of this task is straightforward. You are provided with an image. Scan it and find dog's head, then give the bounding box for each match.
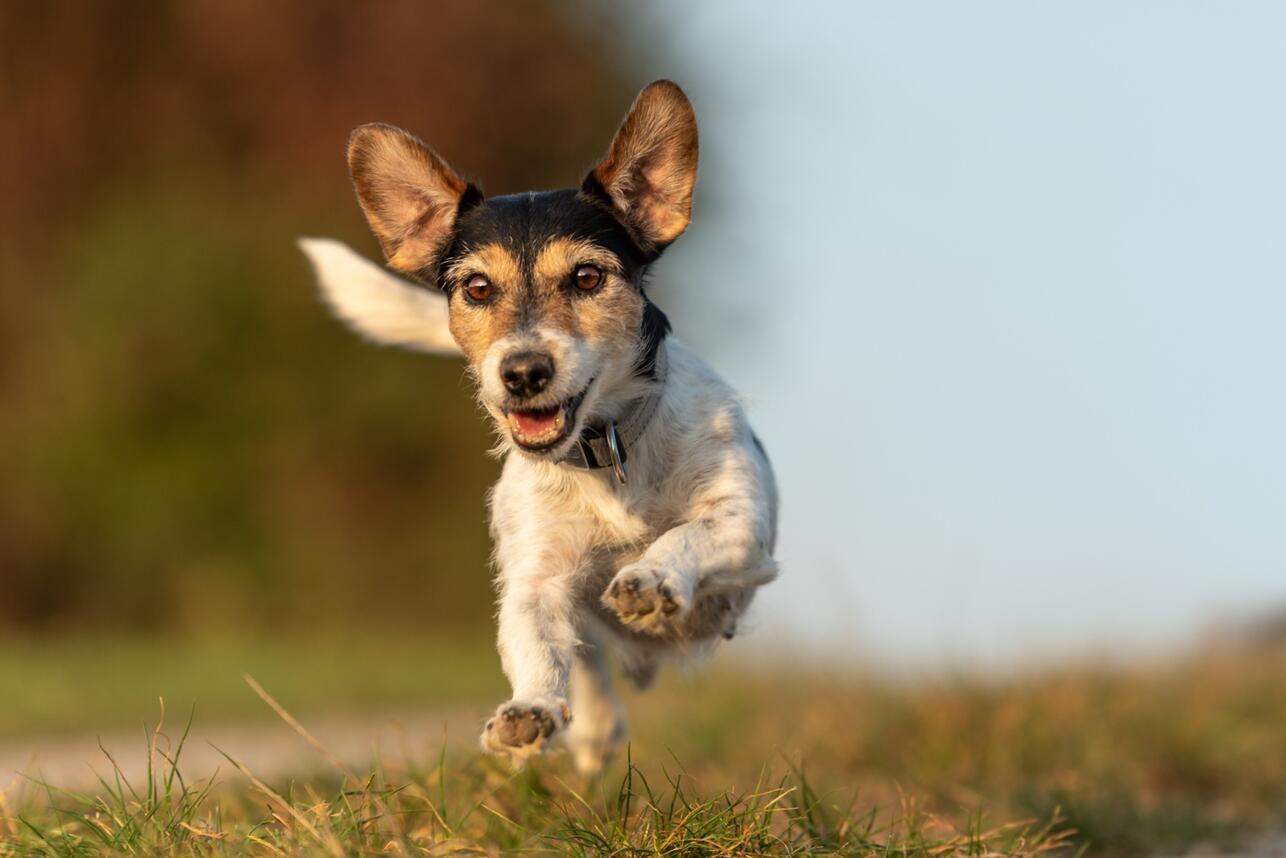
[340,80,697,459]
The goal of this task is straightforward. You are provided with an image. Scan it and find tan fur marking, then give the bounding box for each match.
[446,243,525,362]
[445,243,523,291]
[532,237,620,286]
[533,238,642,360]
[572,276,642,360]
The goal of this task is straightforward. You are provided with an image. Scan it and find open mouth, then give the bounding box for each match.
[504,384,590,452]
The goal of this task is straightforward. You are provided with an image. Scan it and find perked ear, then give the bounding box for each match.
[347,123,473,276]
[586,80,699,254]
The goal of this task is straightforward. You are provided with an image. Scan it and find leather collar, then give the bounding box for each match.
[560,344,668,484]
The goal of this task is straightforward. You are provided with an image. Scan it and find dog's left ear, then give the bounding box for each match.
[585,80,699,254]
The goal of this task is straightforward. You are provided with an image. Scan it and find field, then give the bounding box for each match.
[6,3,1283,856]
[3,637,1284,856]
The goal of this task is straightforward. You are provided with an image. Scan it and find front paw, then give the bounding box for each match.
[602,564,691,634]
[479,699,569,765]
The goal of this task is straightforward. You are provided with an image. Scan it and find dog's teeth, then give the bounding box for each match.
[507,405,568,446]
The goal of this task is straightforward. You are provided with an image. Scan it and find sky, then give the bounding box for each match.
[625,3,1286,667]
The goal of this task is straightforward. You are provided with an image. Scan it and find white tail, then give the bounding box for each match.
[297,237,462,356]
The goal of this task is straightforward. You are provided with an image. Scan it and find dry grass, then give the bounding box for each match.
[0,726,1072,857]
[3,643,1284,856]
[627,647,1286,853]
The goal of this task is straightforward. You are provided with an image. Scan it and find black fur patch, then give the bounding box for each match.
[439,189,649,281]
[637,298,671,380]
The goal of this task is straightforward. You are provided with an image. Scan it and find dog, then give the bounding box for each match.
[300,80,778,774]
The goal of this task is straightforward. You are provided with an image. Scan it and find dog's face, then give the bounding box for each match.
[345,81,697,459]
[439,191,652,454]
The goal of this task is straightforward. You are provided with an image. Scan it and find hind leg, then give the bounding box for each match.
[563,639,626,775]
[681,586,755,640]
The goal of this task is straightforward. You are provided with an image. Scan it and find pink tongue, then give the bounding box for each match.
[513,409,559,435]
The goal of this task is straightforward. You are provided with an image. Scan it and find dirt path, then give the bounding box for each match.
[1,706,482,794]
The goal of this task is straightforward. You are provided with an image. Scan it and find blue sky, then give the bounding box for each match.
[628,3,1286,665]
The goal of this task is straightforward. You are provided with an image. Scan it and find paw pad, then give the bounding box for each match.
[603,567,688,633]
[480,700,568,761]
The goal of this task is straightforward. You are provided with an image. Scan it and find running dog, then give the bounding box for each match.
[300,80,777,773]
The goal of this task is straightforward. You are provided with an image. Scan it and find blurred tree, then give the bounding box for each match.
[0,0,636,633]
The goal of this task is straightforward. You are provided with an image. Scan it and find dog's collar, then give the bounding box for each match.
[561,344,668,484]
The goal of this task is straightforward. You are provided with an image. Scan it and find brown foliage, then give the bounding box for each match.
[0,1,637,631]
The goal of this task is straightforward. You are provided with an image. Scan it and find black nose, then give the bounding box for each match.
[500,351,555,398]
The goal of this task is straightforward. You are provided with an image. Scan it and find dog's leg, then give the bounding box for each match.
[602,499,776,637]
[562,638,626,775]
[479,561,579,764]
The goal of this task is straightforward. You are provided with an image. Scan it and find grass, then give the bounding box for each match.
[0,707,1074,857]
[2,638,1285,855]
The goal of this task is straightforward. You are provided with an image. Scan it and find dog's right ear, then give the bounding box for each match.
[347,123,475,276]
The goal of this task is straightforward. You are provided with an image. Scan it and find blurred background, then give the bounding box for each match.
[2,0,1285,738]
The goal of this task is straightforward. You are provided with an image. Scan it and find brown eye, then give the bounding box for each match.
[574,264,603,291]
[463,273,494,304]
